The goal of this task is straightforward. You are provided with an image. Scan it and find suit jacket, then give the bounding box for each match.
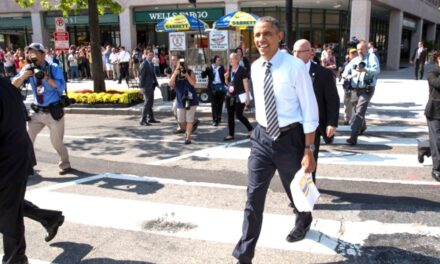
[201,65,226,93]
[425,65,440,119]
[309,62,340,135]
[139,60,158,91]
[412,48,428,63]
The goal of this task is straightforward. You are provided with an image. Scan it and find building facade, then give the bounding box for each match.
[0,0,439,69]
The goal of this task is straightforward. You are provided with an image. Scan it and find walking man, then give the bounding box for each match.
[139,49,159,126]
[293,39,340,183]
[12,43,72,175]
[232,17,319,264]
[410,41,428,80]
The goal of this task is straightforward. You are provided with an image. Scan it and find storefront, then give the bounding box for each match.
[0,15,32,49]
[133,7,224,49]
[242,6,349,62]
[44,12,120,47]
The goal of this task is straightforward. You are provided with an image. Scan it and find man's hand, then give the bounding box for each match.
[326,125,336,138]
[301,150,316,173]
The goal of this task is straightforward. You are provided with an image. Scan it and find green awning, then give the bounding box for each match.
[0,17,31,29]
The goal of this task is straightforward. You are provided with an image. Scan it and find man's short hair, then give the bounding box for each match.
[255,16,281,32]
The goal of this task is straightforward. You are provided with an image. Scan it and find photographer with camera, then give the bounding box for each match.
[342,40,380,145]
[11,43,72,175]
[168,58,198,144]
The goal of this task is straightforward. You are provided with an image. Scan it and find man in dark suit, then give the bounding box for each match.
[139,49,159,126]
[294,39,340,183]
[411,41,428,80]
[0,77,64,264]
[201,55,226,126]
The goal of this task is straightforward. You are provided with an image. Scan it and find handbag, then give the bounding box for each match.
[290,167,320,212]
[48,102,65,121]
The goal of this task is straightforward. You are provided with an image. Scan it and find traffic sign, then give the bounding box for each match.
[55,17,66,32]
[54,31,69,51]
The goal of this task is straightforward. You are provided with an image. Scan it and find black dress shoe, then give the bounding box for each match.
[59,167,72,175]
[224,136,234,141]
[286,220,312,243]
[184,139,191,145]
[432,171,440,182]
[236,261,252,264]
[45,215,65,242]
[139,121,151,126]
[346,137,357,145]
[213,122,219,126]
[148,119,161,123]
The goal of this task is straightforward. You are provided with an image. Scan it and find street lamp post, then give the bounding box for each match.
[285,0,293,50]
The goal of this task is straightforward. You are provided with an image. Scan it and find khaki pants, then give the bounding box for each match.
[27,111,70,170]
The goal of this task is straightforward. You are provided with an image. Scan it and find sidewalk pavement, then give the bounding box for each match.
[23,63,436,117]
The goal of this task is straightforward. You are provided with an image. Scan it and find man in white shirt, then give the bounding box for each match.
[109,48,120,81]
[232,16,319,264]
[118,46,131,85]
[410,41,428,80]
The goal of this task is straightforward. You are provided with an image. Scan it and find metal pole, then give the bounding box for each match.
[285,0,293,49]
[193,2,207,64]
[61,51,68,82]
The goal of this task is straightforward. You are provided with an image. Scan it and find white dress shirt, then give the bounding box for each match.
[212,65,222,84]
[118,50,131,63]
[251,50,319,134]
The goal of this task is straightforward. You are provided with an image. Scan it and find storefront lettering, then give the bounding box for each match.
[148,10,209,21]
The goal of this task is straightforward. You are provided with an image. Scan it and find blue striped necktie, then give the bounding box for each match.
[264,62,280,139]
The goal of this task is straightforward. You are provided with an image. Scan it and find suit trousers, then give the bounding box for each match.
[27,112,70,170]
[225,96,252,137]
[119,62,129,84]
[232,125,305,262]
[427,118,440,172]
[415,59,425,80]
[210,90,225,123]
[350,88,375,141]
[141,89,155,122]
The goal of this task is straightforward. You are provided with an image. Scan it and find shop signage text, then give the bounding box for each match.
[135,8,224,24]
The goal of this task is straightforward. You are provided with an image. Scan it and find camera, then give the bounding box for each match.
[364,78,373,93]
[183,90,193,110]
[26,54,45,80]
[60,95,75,107]
[179,58,187,75]
[358,62,366,69]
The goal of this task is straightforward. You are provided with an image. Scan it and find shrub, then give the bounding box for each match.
[67,89,143,105]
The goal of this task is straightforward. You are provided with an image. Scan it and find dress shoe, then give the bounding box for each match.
[224,136,234,141]
[286,219,312,242]
[45,215,65,242]
[213,121,219,126]
[139,121,151,126]
[432,171,440,182]
[148,119,161,123]
[184,139,191,145]
[236,261,252,264]
[346,137,357,145]
[360,127,367,135]
[59,167,72,175]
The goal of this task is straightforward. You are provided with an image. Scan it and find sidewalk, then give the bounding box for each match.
[23,63,436,116]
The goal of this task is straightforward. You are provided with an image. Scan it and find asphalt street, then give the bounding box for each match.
[2,65,440,264]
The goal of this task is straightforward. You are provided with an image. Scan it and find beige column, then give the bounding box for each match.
[386,10,403,70]
[226,0,239,14]
[409,18,423,60]
[350,0,371,41]
[31,11,50,48]
[119,7,136,52]
[426,22,437,42]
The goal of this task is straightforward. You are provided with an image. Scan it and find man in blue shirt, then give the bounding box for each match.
[342,40,380,145]
[12,42,72,175]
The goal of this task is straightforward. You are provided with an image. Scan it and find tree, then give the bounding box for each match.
[15,0,122,93]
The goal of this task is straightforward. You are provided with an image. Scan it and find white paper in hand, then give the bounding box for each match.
[290,167,320,212]
[238,92,253,103]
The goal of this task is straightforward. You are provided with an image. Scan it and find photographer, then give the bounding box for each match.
[168,59,198,144]
[342,40,380,145]
[12,42,72,175]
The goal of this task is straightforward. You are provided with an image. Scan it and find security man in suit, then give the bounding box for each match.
[201,55,226,126]
[410,41,428,80]
[232,17,318,264]
[0,77,64,264]
[293,39,340,183]
[139,49,159,126]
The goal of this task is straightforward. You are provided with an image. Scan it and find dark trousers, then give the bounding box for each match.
[350,88,375,141]
[232,125,307,263]
[225,96,253,137]
[427,118,440,172]
[119,62,129,84]
[141,88,155,122]
[210,89,225,123]
[415,59,425,80]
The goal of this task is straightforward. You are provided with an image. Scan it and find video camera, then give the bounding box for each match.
[183,90,193,110]
[352,61,366,71]
[26,54,45,80]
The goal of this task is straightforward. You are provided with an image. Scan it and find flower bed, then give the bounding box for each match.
[68,89,143,105]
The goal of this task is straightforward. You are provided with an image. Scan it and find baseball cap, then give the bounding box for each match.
[349,48,357,54]
[25,42,47,53]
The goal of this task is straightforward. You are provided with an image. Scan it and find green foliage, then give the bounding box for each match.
[15,0,122,16]
[67,89,144,105]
